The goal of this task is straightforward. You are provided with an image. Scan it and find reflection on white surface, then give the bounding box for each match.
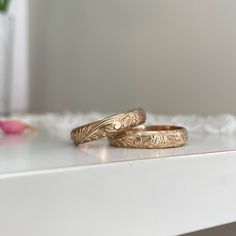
[0,131,236,175]
[79,142,108,162]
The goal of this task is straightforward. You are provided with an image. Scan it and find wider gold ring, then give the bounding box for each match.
[108,125,188,149]
[71,108,146,145]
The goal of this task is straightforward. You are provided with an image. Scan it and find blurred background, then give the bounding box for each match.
[29,0,236,114]
[1,0,236,115]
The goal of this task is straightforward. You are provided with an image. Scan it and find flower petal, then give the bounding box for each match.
[0,120,26,134]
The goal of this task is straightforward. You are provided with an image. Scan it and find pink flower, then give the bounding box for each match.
[0,120,36,135]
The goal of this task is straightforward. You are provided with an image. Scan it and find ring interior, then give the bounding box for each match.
[143,125,183,131]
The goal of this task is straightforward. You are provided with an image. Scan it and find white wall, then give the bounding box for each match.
[0,0,29,114]
[10,0,29,113]
[29,0,236,114]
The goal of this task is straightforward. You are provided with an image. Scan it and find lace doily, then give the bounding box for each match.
[2,112,236,140]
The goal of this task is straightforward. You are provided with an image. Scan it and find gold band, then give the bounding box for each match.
[108,125,188,149]
[71,108,146,145]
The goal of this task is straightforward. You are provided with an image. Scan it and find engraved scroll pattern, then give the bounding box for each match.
[108,129,188,149]
[71,108,146,145]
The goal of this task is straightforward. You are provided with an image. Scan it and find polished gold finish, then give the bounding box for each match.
[71,108,146,145]
[108,125,188,149]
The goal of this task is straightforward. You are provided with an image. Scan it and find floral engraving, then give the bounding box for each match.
[108,128,188,149]
[71,108,146,145]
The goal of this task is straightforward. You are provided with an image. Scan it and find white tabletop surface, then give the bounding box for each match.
[1,131,236,236]
[0,131,236,175]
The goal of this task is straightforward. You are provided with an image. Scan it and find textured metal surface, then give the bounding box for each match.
[71,108,146,145]
[108,125,188,149]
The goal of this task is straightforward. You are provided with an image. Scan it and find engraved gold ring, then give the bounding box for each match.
[108,125,188,149]
[71,108,146,145]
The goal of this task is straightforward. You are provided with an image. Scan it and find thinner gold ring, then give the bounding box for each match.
[71,108,146,145]
[108,125,188,149]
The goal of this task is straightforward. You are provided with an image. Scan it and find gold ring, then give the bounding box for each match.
[108,125,188,149]
[71,108,146,145]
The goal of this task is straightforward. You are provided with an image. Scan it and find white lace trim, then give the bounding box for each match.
[2,112,236,140]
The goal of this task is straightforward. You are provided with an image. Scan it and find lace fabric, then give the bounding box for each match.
[2,112,236,140]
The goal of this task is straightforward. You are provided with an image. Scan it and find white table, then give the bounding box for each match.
[0,132,236,236]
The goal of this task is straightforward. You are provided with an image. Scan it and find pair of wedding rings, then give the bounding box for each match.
[71,108,188,149]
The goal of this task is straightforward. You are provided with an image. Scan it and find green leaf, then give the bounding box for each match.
[0,0,11,12]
